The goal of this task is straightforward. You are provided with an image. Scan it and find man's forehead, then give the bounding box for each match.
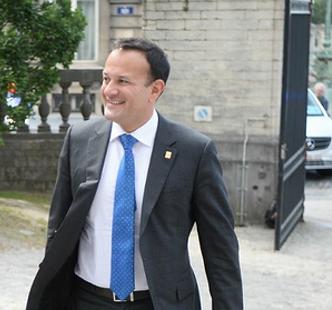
[103,49,150,76]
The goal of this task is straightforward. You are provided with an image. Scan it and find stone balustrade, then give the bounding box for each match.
[1,68,103,133]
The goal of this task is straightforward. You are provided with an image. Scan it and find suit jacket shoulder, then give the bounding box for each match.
[69,117,110,141]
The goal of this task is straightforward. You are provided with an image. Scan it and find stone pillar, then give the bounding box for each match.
[59,81,72,132]
[38,95,51,132]
[79,81,93,120]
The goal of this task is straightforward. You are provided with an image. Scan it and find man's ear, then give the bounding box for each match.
[149,79,166,103]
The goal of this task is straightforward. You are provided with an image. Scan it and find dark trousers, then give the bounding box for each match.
[69,285,155,310]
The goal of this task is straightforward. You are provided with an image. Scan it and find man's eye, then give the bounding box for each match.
[120,79,129,84]
[103,77,109,83]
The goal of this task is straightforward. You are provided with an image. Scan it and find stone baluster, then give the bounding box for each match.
[38,95,51,132]
[59,81,72,132]
[79,81,93,120]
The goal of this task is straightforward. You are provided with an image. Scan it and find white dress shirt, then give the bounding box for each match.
[75,110,158,291]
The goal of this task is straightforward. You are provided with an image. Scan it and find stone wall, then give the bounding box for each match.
[214,135,278,225]
[0,133,277,224]
[0,134,64,192]
[143,0,284,138]
[107,0,284,137]
[107,0,285,138]
[141,0,284,223]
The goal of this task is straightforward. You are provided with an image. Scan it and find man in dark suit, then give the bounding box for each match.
[26,38,243,310]
[314,82,329,113]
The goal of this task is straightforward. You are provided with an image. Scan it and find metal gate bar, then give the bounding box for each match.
[275,0,311,250]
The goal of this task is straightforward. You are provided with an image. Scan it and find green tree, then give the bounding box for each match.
[0,0,86,131]
[312,0,327,24]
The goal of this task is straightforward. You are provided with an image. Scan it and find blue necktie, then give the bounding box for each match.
[111,134,137,300]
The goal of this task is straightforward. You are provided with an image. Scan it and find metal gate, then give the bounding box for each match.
[275,0,312,250]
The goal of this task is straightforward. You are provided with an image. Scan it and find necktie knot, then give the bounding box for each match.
[119,134,137,151]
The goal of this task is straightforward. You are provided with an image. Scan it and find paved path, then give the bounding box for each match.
[1,178,331,309]
[190,187,332,309]
[0,248,43,310]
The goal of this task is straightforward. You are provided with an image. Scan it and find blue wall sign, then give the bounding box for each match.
[116,6,134,16]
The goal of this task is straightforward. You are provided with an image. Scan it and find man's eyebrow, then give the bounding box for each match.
[102,72,130,80]
[118,75,130,80]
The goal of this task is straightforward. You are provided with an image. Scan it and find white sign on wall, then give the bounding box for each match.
[290,0,311,15]
[194,105,212,122]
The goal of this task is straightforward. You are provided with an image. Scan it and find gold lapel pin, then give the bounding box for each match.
[164,151,172,159]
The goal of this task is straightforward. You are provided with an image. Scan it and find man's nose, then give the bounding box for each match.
[103,81,119,96]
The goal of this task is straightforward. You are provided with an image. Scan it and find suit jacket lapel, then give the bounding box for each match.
[86,119,112,182]
[37,119,112,285]
[140,115,177,236]
[83,116,176,236]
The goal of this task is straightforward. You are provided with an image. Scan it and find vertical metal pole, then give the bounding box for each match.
[323,0,332,112]
[275,0,290,250]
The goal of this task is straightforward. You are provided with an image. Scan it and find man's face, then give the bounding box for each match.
[101,48,164,132]
[316,87,325,97]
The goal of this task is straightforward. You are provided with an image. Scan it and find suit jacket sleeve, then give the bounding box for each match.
[46,127,73,249]
[193,140,243,309]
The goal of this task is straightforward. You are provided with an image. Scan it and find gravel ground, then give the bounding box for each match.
[0,248,43,310]
[0,177,331,310]
[189,180,332,310]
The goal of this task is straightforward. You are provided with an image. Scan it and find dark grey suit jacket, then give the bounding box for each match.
[26,113,243,310]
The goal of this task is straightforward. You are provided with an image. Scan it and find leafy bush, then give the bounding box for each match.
[0,0,86,131]
[312,0,326,25]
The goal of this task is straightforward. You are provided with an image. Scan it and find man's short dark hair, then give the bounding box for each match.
[112,38,170,84]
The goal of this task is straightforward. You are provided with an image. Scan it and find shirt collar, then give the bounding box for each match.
[110,109,158,147]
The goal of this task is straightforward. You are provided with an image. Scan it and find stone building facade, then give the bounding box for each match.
[1,0,286,225]
[109,0,284,224]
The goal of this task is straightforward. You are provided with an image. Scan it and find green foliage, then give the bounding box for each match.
[312,0,327,24]
[0,0,86,131]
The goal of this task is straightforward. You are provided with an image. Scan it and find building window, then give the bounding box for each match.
[72,0,98,61]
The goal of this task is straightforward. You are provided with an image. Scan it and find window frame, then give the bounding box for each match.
[72,0,99,62]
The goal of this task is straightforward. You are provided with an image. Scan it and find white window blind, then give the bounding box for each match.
[72,0,98,61]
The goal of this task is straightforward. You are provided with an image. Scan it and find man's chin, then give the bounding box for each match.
[103,109,116,122]
[103,113,112,121]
